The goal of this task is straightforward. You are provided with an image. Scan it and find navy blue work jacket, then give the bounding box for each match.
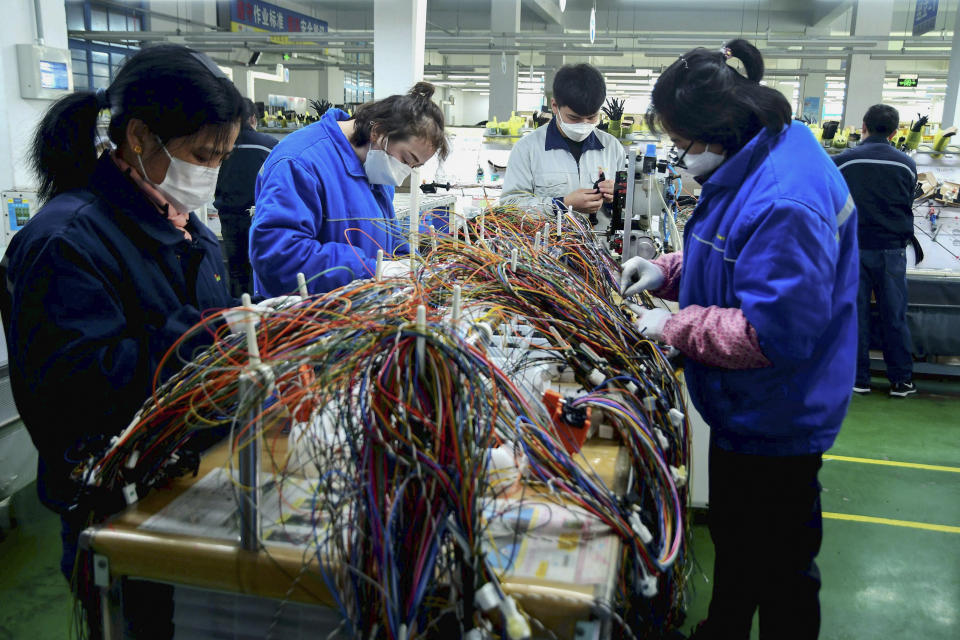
[0,153,235,511]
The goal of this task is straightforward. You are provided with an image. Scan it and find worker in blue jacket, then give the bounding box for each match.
[0,45,243,637]
[621,40,857,640]
[250,82,449,296]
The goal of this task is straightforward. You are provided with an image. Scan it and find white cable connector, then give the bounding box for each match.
[375,249,384,282]
[122,483,138,506]
[464,629,485,640]
[511,248,519,271]
[668,408,685,428]
[501,596,531,640]
[642,396,657,412]
[534,231,542,252]
[639,572,658,597]
[588,368,605,387]
[629,511,654,545]
[670,464,687,488]
[626,381,638,395]
[474,582,500,612]
[654,428,670,452]
[124,449,140,470]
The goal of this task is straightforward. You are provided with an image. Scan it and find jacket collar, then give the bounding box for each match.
[861,134,893,146]
[544,117,604,153]
[325,108,367,178]
[703,122,792,189]
[89,153,197,247]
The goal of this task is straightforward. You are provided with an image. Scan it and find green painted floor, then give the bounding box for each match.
[680,376,960,639]
[1,376,958,639]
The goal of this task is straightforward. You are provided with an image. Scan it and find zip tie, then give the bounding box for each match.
[296,272,308,297]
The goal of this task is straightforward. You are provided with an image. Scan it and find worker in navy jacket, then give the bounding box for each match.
[214,98,277,297]
[250,83,449,296]
[621,40,857,640]
[832,104,917,397]
[0,46,243,637]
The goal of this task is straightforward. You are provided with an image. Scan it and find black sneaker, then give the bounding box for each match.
[889,381,917,397]
[852,384,871,395]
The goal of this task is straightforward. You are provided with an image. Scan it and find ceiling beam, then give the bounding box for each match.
[523,0,564,26]
[809,0,853,28]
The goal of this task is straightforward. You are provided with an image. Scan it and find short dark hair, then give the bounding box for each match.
[31,44,243,203]
[553,64,606,116]
[646,39,792,155]
[863,104,899,136]
[241,98,257,123]
[350,82,449,160]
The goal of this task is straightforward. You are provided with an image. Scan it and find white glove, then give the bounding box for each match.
[259,295,303,310]
[222,305,260,335]
[634,307,673,342]
[380,260,412,279]
[620,257,665,298]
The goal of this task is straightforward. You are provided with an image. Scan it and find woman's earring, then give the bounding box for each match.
[134,144,142,154]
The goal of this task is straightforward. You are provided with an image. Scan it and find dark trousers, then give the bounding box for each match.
[219,209,253,298]
[704,443,823,640]
[857,248,913,386]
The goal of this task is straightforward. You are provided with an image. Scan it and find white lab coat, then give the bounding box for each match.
[500,122,626,214]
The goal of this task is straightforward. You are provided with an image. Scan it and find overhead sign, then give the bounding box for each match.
[912,0,938,36]
[897,75,920,88]
[230,1,328,36]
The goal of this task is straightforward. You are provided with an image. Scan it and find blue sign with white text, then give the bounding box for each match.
[230,0,328,33]
[913,0,938,36]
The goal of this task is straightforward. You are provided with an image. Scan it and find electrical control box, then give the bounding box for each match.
[3,191,39,246]
[16,44,73,100]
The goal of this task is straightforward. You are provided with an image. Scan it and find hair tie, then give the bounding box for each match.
[95,88,110,110]
[719,47,733,60]
[677,56,689,69]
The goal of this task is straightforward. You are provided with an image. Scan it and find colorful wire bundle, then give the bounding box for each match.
[79,205,692,638]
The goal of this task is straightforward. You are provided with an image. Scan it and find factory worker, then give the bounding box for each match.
[501,63,625,227]
[0,44,243,636]
[621,39,857,640]
[250,82,449,295]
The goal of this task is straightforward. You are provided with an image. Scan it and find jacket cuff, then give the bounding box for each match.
[663,304,771,369]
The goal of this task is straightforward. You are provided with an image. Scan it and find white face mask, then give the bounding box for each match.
[364,137,412,186]
[679,144,726,176]
[555,110,596,142]
[138,137,220,213]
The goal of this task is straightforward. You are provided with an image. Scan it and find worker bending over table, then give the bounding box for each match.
[250,82,449,296]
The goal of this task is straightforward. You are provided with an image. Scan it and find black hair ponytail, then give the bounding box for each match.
[31,91,103,203]
[725,38,764,83]
[647,38,791,155]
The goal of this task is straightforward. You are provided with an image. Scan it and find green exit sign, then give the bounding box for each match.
[897,76,919,88]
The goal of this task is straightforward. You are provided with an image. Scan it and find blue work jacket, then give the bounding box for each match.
[680,121,859,456]
[251,109,410,295]
[0,153,235,512]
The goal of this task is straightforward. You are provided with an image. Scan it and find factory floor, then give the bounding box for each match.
[1,376,958,640]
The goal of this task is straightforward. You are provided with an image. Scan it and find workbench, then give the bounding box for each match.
[81,427,631,640]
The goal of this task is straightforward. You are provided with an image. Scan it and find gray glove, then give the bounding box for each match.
[620,257,665,298]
